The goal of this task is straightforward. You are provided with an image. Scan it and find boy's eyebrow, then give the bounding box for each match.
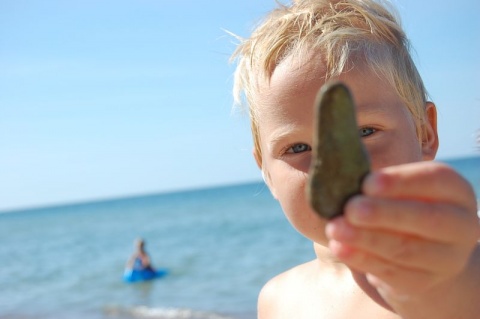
[356,103,392,117]
[266,124,304,152]
[265,103,392,153]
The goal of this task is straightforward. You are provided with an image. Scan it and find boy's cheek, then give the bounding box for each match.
[364,145,396,171]
[365,139,423,171]
[278,193,329,242]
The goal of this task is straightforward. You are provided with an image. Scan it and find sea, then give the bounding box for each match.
[1,156,479,319]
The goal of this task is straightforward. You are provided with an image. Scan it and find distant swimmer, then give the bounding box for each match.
[125,238,155,272]
[123,238,168,283]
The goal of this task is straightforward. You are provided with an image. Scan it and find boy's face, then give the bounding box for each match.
[255,55,438,244]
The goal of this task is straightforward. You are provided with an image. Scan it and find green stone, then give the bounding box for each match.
[307,82,371,219]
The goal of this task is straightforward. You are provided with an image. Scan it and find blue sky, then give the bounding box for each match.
[1,0,479,212]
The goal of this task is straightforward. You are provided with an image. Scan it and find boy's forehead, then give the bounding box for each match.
[259,54,327,108]
[256,54,410,124]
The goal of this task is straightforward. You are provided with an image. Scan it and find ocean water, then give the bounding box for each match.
[1,156,479,319]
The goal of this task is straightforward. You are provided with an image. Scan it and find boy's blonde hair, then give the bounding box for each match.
[231,0,428,162]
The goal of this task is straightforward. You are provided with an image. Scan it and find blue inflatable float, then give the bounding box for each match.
[123,268,168,283]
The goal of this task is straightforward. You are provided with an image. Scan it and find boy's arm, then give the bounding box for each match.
[326,161,480,318]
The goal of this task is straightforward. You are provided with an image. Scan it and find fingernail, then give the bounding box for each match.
[326,218,355,240]
[347,197,372,224]
[363,172,383,195]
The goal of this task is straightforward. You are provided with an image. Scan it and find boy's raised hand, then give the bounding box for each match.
[326,161,480,318]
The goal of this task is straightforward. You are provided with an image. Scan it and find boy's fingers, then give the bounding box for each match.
[329,240,436,295]
[326,218,467,273]
[344,196,480,243]
[363,162,477,213]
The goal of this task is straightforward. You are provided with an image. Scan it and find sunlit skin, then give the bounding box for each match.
[255,55,480,318]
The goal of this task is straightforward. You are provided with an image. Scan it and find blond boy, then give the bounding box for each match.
[231,0,480,318]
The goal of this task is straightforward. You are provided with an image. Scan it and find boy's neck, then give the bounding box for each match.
[313,242,346,270]
[313,241,394,311]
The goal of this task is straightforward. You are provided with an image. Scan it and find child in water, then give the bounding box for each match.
[231,0,480,318]
[126,238,155,272]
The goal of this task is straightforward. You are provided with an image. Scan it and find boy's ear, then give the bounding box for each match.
[253,148,278,199]
[421,102,439,160]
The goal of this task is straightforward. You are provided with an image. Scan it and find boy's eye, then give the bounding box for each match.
[359,127,376,137]
[286,143,311,154]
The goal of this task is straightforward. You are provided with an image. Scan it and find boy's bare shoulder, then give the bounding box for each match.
[258,260,318,319]
[259,261,311,297]
[258,260,400,319]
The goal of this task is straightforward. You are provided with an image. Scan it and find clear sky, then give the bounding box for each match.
[1,0,479,212]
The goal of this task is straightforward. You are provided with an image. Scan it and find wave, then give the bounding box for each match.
[103,305,240,319]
